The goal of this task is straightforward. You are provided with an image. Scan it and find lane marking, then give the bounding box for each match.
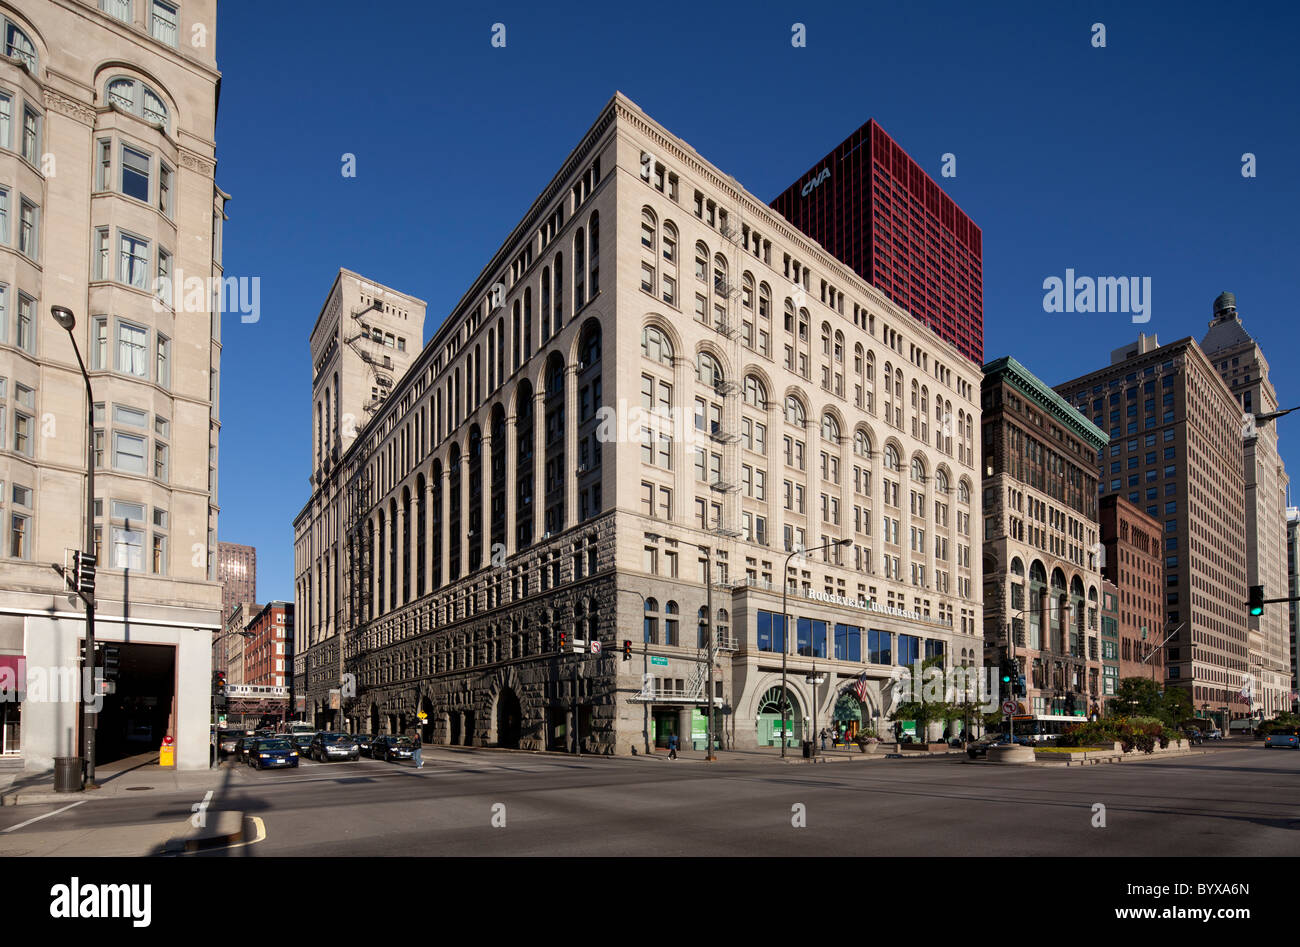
[2,800,87,833]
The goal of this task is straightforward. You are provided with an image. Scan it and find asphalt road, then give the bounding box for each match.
[2,742,1296,856]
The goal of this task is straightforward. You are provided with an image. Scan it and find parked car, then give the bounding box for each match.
[1263,731,1300,750]
[1206,728,1224,740]
[353,734,375,757]
[289,732,315,754]
[372,735,416,762]
[1182,729,1204,746]
[310,732,360,762]
[248,737,299,770]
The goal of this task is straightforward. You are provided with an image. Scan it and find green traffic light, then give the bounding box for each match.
[1250,606,1263,617]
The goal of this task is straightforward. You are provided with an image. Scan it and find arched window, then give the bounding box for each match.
[588,211,599,295]
[834,330,844,363]
[958,479,970,503]
[662,221,677,264]
[644,598,659,644]
[911,458,926,482]
[821,322,831,356]
[696,351,724,389]
[883,444,900,471]
[784,395,806,427]
[744,374,767,408]
[853,429,871,457]
[3,17,37,71]
[664,600,679,646]
[821,413,840,442]
[935,469,950,494]
[641,325,673,364]
[641,207,657,253]
[106,76,169,130]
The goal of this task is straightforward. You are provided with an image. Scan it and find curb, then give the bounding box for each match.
[163,810,245,853]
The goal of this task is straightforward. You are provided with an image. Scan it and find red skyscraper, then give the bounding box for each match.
[771,120,983,364]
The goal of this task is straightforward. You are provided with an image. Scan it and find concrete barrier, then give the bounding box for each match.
[988,744,1035,764]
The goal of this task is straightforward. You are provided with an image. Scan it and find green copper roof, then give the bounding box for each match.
[982,355,1110,451]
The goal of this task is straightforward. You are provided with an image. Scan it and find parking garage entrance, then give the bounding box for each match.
[89,641,176,766]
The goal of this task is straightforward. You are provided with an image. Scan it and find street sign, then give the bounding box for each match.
[1001,699,1018,716]
[650,656,668,666]
[589,640,601,654]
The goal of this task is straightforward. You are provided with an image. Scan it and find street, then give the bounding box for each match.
[2,742,1295,857]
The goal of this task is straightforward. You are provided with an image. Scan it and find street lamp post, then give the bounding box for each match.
[51,306,97,788]
[780,537,850,759]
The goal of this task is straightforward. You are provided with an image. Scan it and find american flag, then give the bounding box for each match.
[853,674,869,703]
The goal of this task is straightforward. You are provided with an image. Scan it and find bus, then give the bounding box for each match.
[1011,714,1090,742]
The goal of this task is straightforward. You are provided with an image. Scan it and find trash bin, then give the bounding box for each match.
[54,756,83,793]
[802,740,812,759]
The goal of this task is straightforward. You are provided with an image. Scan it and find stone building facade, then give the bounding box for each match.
[981,357,1107,723]
[0,0,225,770]
[293,92,984,754]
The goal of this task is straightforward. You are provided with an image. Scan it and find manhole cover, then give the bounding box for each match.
[124,786,153,791]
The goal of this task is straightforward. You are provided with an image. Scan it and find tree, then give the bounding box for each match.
[1109,677,1164,719]
[1160,687,1194,729]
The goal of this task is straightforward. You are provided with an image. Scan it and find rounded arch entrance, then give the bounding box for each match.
[755,685,802,748]
[491,687,522,749]
[368,704,380,736]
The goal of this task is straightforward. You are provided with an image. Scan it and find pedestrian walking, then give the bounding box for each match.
[412,731,424,769]
[820,728,827,751]
[668,733,678,760]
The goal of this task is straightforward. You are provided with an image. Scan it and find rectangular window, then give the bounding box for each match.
[116,321,148,376]
[118,232,150,289]
[112,431,147,473]
[112,405,147,428]
[0,284,6,344]
[111,525,144,571]
[110,500,145,523]
[120,145,152,201]
[101,0,133,23]
[156,249,171,307]
[13,410,31,456]
[15,293,34,353]
[151,0,179,46]
[0,187,8,244]
[0,92,9,149]
[155,334,170,387]
[9,512,28,559]
[18,197,37,259]
[154,441,168,481]
[20,107,38,165]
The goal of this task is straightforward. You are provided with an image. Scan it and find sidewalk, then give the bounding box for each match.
[2,751,226,806]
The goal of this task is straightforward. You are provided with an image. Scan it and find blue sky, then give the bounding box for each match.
[213,1,1300,601]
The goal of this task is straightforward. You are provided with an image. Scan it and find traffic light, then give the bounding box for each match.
[1016,675,1027,698]
[999,659,1014,699]
[103,646,120,683]
[622,640,631,661]
[558,630,568,652]
[213,670,226,698]
[73,551,96,595]
[1248,586,1264,617]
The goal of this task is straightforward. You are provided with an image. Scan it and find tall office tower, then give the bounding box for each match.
[1287,507,1299,710]
[981,357,1107,726]
[771,120,983,365]
[1056,335,1249,732]
[293,270,426,722]
[218,541,256,620]
[0,1,225,770]
[1098,494,1165,684]
[293,92,984,752]
[1201,292,1291,719]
